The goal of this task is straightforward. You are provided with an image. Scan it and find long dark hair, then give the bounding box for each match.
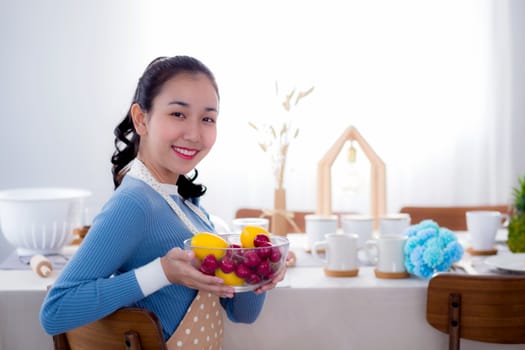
[111,56,219,199]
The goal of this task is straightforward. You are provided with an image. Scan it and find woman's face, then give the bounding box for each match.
[133,72,219,184]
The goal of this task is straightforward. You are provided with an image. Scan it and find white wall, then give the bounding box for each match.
[1,0,524,233]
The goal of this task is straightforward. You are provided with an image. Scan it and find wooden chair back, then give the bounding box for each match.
[426,273,525,350]
[53,307,167,350]
[400,205,510,231]
[234,208,314,233]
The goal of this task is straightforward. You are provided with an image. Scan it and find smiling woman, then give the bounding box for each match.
[39,56,289,350]
[0,0,523,230]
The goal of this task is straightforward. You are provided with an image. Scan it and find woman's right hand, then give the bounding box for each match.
[160,247,235,298]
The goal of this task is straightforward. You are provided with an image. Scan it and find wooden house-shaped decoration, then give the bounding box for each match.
[317,126,386,228]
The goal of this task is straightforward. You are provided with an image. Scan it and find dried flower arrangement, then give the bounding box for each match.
[247,82,314,235]
[249,83,314,190]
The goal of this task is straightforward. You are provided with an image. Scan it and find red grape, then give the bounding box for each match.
[256,260,273,278]
[219,256,236,273]
[199,254,219,275]
[245,272,261,285]
[256,242,272,259]
[235,264,251,279]
[243,251,261,267]
[269,247,282,263]
[254,234,270,247]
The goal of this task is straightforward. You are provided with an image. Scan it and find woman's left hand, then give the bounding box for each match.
[253,251,294,295]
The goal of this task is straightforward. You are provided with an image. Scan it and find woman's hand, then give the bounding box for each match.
[252,250,294,295]
[161,247,235,298]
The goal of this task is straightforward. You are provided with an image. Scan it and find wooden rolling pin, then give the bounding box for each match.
[30,254,53,277]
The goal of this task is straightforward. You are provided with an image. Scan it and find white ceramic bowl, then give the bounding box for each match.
[0,187,91,255]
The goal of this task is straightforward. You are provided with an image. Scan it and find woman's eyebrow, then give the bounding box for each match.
[168,100,217,113]
[168,100,189,107]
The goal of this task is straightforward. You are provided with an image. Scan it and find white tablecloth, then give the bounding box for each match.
[1,233,523,350]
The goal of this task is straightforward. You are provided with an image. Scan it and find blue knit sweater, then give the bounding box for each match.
[40,175,266,339]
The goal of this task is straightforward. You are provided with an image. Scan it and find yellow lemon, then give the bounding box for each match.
[191,232,229,261]
[240,225,270,248]
[215,269,245,286]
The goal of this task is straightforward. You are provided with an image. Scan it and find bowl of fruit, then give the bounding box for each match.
[184,226,289,292]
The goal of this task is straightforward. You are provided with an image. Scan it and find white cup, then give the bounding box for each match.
[312,233,359,271]
[365,235,407,273]
[341,214,374,248]
[466,210,509,251]
[232,217,269,234]
[379,213,411,236]
[304,214,338,251]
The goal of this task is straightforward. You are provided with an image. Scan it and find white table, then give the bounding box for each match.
[1,233,523,350]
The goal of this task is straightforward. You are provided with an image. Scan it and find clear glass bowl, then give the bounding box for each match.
[184,233,289,292]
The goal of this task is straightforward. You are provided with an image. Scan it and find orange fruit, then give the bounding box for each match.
[215,269,245,286]
[191,232,229,261]
[240,225,270,248]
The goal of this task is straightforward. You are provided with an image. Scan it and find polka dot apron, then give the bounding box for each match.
[166,291,224,350]
[129,159,224,350]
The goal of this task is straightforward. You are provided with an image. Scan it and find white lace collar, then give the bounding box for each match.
[159,183,179,195]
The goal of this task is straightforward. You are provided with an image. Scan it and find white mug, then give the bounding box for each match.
[312,233,358,271]
[341,214,374,248]
[466,210,509,251]
[379,213,411,236]
[304,214,338,251]
[232,217,269,234]
[365,235,407,273]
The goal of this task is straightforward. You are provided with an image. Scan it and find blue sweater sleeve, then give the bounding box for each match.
[40,191,148,335]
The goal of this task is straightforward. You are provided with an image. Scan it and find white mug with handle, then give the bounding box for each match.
[466,210,509,252]
[379,213,411,236]
[312,233,359,277]
[365,235,409,278]
[341,214,374,248]
[304,214,338,252]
